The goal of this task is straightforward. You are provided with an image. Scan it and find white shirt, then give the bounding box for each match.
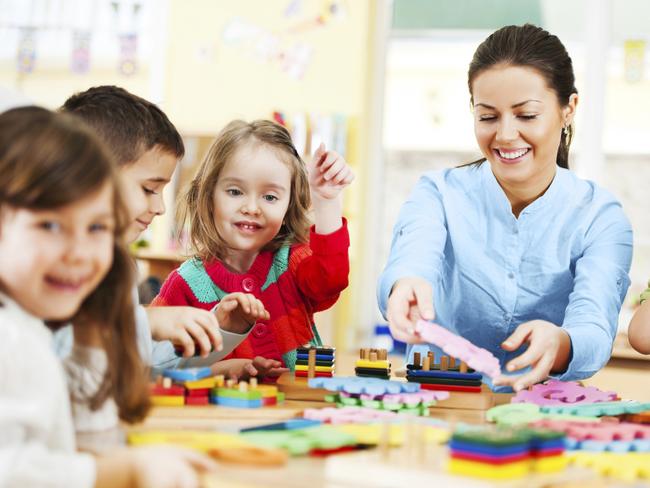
[0,293,95,488]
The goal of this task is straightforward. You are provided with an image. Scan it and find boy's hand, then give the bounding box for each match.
[213,357,289,381]
[147,306,223,358]
[308,143,354,201]
[493,320,572,392]
[215,292,270,335]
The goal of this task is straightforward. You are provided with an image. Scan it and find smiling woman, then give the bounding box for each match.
[378,24,633,393]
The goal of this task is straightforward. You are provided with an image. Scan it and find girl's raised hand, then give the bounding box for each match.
[216,292,270,335]
[308,143,355,200]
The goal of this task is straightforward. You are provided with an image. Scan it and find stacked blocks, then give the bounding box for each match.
[355,348,390,379]
[295,345,335,378]
[211,377,285,408]
[151,367,214,406]
[406,351,482,393]
[448,426,567,479]
[152,367,284,408]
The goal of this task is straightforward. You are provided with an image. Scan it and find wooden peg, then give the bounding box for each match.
[359,348,366,360]
[423,356,430,371]
[307,348,317,379]
[250,377,258,389]
[226,378,235,388]
[155,375,163,386]
[378,349,388,360]
[449,357,456,369]
[440,356,449,371]
[162,377,172,389]
[413,352,421,367]
[239,381,249,393]
[369,351,378,362]
[459,362,468,374]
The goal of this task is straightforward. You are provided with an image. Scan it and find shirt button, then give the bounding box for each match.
[507,272,515,279]
[242,277,255,292]
[252,323,267,338]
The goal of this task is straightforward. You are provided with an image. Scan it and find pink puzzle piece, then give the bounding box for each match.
[532,419,650,442]
[360,390,450,406]
[304,406,398,424]
[415,320,501,378]
[512,380,617,406]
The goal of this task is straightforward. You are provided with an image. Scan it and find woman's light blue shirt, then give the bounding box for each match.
[377,162,633,388]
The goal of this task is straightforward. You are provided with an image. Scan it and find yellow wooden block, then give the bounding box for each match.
[448,459,529,480]
[335,424,450,447]
[151,395,185,407]
[355,359,390,369]
[294,365,333,373]
[533,455,568,473]
[255,385,279,398]
[184,377,217,389]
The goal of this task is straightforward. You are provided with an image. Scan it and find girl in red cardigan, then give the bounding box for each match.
[152,120,354,379]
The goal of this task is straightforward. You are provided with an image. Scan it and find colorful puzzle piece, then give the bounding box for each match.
[567,452,650,481]
[540,400,650,417]
[487,403,599,426]
[511,380,617,406]
[531,418,650,451]
[241,425,357,456]
[240,419,322,432]
[415,320,501,378]
[309,376,420,395]
[304,406,399,424]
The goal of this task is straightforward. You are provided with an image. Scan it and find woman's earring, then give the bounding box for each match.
[562,124,569,136]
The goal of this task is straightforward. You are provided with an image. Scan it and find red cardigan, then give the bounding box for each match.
[151,220,349,369]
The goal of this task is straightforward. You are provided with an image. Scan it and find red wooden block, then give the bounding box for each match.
[309,445,358,457]
[185,395,210,406]
[419,383,482,393]
[186,388,211,397]
[262,397,277,406]
[150,384,185,396]
[451,450,529,465]
[295,371,333,378]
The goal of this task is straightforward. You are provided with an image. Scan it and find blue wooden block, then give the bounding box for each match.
[407,369,482,381]
[448,440,529,457]
[296,353,335,361]
[240,419,322,432]
[163,367,212,382]
[214,396,263,408]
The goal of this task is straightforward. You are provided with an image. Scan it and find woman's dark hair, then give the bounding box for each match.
[0,106,150,422]
[467,24,577,168]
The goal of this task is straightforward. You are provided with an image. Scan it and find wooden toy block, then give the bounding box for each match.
[407,369,482,381]
[448,458,530,479]
[214,397,263,408]
[297,345,335,355]
[419,383,482,393]
[184,377,217,390]
[355,359,390,369]
[295,370,333,378]
[214,388,262,401]
[296,353,335,361]
[295,364,334,373]
[150,384,185,396]
[430,384,511,410]
[411,377,482,387]
[413,352,421,367]
[186,388,211,397]
[415,320,501,378]
[295,359,336,367]
[240,419,322,432]
[512,380,617,406]
[162,377,172,388]
[151,395,185,407]
[163,367,213,382]
[185,395,210,406]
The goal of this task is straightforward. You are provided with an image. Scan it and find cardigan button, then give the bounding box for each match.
[252,323,267,338]
[242,277,255,292]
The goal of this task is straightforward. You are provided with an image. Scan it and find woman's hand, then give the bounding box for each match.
[386,277,435,344]
[493,320,572,391]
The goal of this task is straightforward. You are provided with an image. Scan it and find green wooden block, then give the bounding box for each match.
[214,388,262,401]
